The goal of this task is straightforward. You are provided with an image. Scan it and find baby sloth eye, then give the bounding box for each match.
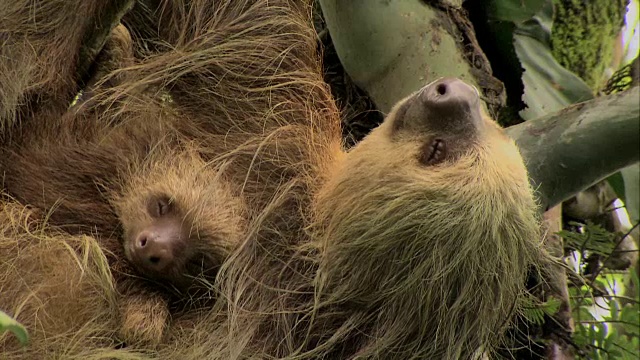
[147,194,173,218]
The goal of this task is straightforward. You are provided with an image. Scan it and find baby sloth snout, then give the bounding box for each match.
[133,222,185,272]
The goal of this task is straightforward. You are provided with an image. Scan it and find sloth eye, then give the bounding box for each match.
[157,200,170,216]
[147,194,173,218]
[418,139,446,166]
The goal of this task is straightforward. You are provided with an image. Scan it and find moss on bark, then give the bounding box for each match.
[551,0,628,89]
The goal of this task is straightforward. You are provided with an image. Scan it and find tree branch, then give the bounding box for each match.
[506,86,640,211]
[77,0,135,87]
[317,0,489,114]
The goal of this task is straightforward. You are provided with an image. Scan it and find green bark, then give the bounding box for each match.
[318,0,480,114]
[507,86,640,211]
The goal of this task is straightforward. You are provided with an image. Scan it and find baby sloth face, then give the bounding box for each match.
[114,150,245,292]
[127,194,190,278]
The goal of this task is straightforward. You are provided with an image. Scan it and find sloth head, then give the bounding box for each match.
[113,149,245,293]
[312,78,545,358]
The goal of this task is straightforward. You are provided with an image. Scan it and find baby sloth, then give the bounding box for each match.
[116,149,245,290]
[111,149,246,345]
[119,192,235,293]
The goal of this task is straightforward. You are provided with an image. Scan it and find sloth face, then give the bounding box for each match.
[338,77,529,193]
[115,151,245,293]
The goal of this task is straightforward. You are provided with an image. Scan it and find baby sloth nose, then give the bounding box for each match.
[134,230,176,272]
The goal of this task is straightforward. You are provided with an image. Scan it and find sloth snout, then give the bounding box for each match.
[393,77,484,136]
[134,230,176,272]
[419,77,479,119]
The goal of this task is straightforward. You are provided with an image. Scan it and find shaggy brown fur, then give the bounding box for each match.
[1,0,315,348]
[0,0,553,359]
[199,80,550,359]
[113,147,245,345]
[1,18,246,347]
[0,200,123,356]
[113,148,246,294]
[306,90,546,358]
[0,0,132,132]
[2,143,245,346]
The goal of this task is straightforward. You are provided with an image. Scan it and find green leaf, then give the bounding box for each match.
[608,348,622,357]
[608,172,627,201]
[595,323,607,345]
[576,307,596,322]
[630,270,640,297]
[573,327,590,346]
[541,297,562,316]
[559,221,617,255]
[0,310,28,346]
[620,164,640,223]
[515,0,553,45]
[514,32,594,120]
[480,0,595,121]
[486,0,546,23]
[608,300,620,321]
[620,305,640,336]
[603,334,613,351]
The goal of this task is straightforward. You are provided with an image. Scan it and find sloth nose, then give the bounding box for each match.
[419,77,479,117]
[394,77,483,134]
[134,230,175,271]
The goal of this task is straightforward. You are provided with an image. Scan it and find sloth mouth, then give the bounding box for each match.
[420,139,446,165]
